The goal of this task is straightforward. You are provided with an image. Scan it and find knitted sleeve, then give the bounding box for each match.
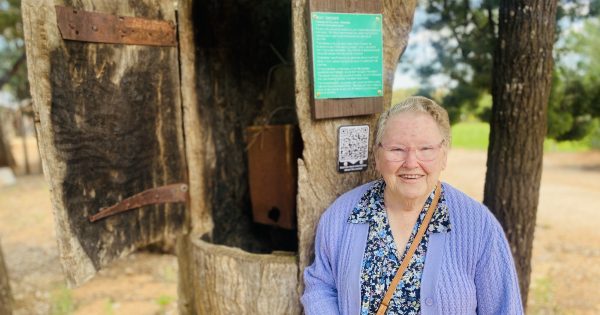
[474,213,524,315]
[301,207,341,315]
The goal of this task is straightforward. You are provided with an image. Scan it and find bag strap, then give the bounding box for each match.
[376,181,442,315]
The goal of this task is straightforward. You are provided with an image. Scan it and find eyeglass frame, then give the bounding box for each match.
[377,139,446,162]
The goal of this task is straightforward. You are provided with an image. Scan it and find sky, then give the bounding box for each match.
[393,7,449,89]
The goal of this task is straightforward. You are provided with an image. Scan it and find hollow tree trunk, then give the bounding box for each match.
[484,0,558,307]
[189,0,297,252]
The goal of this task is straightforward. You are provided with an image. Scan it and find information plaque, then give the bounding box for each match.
[311,12,383,99]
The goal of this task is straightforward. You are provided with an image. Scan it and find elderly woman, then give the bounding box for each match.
[302,96,523,314]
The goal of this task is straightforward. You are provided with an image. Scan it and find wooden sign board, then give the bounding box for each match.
[308,0,384,120]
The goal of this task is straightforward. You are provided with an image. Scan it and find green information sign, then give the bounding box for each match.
[311,12,383,99]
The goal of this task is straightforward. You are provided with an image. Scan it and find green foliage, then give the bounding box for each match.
[410,0,600,141]
[548,18,600,141]
[409,0,498,123]
[0,0,29,100]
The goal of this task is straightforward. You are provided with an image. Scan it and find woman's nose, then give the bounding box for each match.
[402,149,419,168]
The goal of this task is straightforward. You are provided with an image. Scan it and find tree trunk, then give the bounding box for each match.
[0,119,15,169]
[294,0,418,291]
[484,0,558,307]
[0,240,13,315]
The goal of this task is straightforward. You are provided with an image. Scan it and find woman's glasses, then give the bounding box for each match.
[378,140,445,162]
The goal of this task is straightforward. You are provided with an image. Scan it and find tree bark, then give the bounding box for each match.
[0,119,15,169]
[0,240,13,315]
[484,0,558,307]
[22,0,187,286]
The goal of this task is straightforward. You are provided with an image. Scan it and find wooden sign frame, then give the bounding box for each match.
[308,0,384,120]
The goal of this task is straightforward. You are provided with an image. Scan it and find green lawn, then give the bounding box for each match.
[451,122,593,152]
[451,122,490,150]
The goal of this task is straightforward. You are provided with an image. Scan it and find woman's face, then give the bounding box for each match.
[375,111,448,203]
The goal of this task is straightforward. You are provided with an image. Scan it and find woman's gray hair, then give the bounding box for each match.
[374,96,451,148]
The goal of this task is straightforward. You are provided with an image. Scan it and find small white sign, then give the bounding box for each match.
[337,125,369,173]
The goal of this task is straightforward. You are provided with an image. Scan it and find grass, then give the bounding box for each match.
[50,286,75,315]
[451,121,595,152]
[528,276,563,314]
[103,298,115,315]
[451,121,490,150]
[156,294,176,314]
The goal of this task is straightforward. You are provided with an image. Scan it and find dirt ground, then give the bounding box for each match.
[0,138,599,314]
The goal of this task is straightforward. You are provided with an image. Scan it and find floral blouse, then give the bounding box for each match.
[348,179,451,315]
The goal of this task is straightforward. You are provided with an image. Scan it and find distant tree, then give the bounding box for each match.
[0,0,29,98]
[1,1,26,170]
[548,18,600,141]
[484,0,558,307]
[407,0,599,137]
[0,118,15,168]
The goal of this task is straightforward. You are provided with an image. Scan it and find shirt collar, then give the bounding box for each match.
[348,179,385,224]
[348,179,451,233]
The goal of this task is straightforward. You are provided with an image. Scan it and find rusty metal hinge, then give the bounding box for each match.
[55,5,177,47]
[89,183,188,222]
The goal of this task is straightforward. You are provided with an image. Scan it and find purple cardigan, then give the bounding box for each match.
[301,181,523,315]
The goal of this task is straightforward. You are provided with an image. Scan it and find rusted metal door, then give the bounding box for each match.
[22,0,188,287]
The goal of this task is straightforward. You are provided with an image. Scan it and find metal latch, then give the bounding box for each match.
[55,5,177,47]
[89,183,188,222]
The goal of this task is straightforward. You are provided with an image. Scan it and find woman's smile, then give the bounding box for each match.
[398,173,424,180]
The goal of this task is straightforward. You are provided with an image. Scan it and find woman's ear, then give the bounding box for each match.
[441,147,448,170]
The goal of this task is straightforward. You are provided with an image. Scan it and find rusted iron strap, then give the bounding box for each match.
[55,6,177,47]
[89,183,188,222]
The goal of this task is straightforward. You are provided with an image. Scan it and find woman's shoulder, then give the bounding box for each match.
[442,182,503,234]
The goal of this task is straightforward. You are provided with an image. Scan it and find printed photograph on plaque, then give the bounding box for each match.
[311,12,383,99]
[337,125,370,173]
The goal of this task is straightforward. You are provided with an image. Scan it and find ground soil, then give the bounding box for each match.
[0,138,599,314]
